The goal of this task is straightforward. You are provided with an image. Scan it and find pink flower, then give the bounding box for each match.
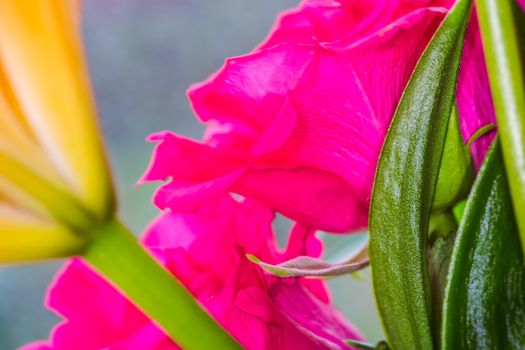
[141,0,496,233]
[22,197,362,350]
[457,14,496,169]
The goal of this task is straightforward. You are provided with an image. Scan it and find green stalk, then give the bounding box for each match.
[83,218,242,350]
[476,0,525,252]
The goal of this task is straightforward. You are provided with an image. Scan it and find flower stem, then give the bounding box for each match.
[83,218,242,350]
[476,0,525,253]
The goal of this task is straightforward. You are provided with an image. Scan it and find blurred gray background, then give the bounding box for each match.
[0,1,382,348]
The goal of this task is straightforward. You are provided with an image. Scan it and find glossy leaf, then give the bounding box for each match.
[441,141,525,349]
[368,1,471,349]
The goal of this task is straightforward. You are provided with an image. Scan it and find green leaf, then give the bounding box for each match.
[433,105,474,210]
[428,229,456,334]
[477,0,525,254]
[441,141,525,349]
[346,339,389,350]
[368,1,471,349]
[246,249,368,278]
[249,232,369,278]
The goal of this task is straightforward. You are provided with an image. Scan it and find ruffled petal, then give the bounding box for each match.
[262,0,453,49]
[252,50,380,203]
[26,196,360,350]
[140,131,245,211]
[140,131,244,184]
[269,279,363,350]
[46,259,165,350]
[188,45,313,132]
[233,167,368,233]
[170,7,448,233]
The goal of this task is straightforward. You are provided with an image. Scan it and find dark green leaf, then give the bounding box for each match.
[368,1,471,349]
[428,229,456,334]
[441,141,525,349]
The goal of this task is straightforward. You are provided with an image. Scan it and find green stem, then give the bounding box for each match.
[83,218,242,350]
[476,0,525,253]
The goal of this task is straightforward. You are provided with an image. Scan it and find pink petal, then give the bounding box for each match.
[140,131,244,184]
[153,170,244,212]
[261,0,453,49]
[283,224,330,303]
[140,131,245,211]
[109,323,177,350]
[188,45,313,131]
[249,97,298,157]
[45,260,157,350]
[18,342,52,350]
[253,8,446,231]
[327,8,448,123]
[219,287,321,350]
[251,50,381,203]
[284,224,322,260]
[457,14,496,169]
[170,7,448,233]
[143,197,279,309]
[142,210,198,250]
[518,0,525,12]
[269,278,363,349]
[233,167,368,233]
[25,197,360,350]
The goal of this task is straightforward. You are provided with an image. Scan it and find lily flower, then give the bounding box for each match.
[0,0,114,263]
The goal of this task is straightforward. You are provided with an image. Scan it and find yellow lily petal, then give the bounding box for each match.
[0,0,114,219]
[0,175,50,220]
[0,65,71,206]
[0,70,67,188]
[0,228,85,264]
[0,149,95,232]
[0,204,86,263]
